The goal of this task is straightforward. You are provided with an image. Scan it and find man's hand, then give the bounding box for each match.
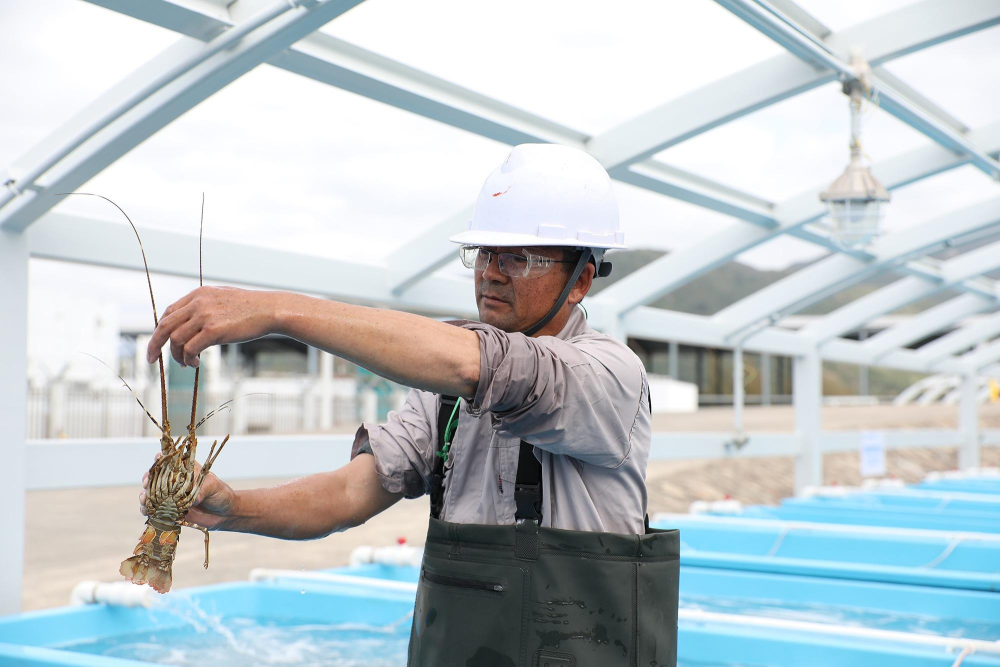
[146,286,277,368]
[140,458,237,530]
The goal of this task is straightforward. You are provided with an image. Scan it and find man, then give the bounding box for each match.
[143,144,679,666]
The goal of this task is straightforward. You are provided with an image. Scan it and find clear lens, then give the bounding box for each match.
[498,252,529,277]
[458,245,480,269]
[458,246,558,278]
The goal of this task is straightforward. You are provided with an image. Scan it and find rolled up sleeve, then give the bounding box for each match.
[351,389,437,498]
[463,323,646,468]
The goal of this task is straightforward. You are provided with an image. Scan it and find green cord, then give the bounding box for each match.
[437,399,461,460]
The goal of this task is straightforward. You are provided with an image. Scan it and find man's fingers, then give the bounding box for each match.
[165,316,206,367]
[182,329,217,368]
[146,303,194,363]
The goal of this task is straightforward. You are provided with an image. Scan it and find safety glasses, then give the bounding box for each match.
[458,246,574,278]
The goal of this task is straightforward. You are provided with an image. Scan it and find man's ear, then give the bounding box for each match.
[568,262,595,306]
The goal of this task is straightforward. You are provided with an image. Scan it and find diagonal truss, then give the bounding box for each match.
[715,0,1000,178]
[27,212,479,317]
[861,296,998,361]
[396,0,1000,294]
[1,0,997,372]
[590,123,1000,318]
[916,310,1000,365]
[0,0,367,233]
[798,234,1000,345]
[588,0,1000,171]
[711,197,1000,339]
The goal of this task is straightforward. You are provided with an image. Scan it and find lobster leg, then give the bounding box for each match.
[182,520,211,569]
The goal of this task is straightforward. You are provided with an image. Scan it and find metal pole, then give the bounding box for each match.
[0,230,28,614]
[668,341,679,380]
[319,351,334,431]
[958,372,981,470]
[858,329,870,397]
[761,352,772,407]
[734,345,745,436]
[793,351,823,494]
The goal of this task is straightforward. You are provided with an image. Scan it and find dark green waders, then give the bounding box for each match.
[407,397,680,667]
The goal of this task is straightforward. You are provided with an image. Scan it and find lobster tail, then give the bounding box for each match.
[120,554,173,593]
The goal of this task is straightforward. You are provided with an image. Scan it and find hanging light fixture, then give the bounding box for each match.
[820,49,890,247]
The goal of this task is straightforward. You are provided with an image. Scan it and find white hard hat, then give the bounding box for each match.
[450,144,626,250]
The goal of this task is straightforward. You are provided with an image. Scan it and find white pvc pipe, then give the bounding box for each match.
[804,485,1000,504]
[349,544,423,568]
[926,467,1000,482]
[70,581,158,608]
[678,609,1000,655]
[248,569,419,593]
[651,512,1000,543]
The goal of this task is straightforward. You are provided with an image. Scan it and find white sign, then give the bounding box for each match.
[859,431,887,478]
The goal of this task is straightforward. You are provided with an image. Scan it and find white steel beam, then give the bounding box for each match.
[793,351,822,494]
[0,232,28,615]
[800,277,947,344]
[79,0,1000,298]
[917,310,1000,364]
[0,0,366,232]
[958,372,982,468]
[801,234,1000,343]
[85,0,588,149]
[387,204,473,295]
[862,294,996,360]
[716,0,1000,179]
[590,122,1000,319]
[27,212,478,318]
[25,435,355,490]
[617,304,965,374]
[586,0,1000,172]
[959,337,1000,372]
[712,197,1000,339]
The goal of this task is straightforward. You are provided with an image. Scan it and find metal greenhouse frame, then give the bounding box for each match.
[2,0,999,613]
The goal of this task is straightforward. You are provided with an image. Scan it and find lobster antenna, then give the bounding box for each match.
[189,193,205,431]
[81,352,164,433]
[194,392,273,430]
[57,193,168,429]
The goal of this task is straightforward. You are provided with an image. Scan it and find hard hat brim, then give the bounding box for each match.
[449,229,627,250]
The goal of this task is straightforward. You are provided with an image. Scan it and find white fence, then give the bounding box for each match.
[25,384,402,439]
[22,429,1000,491]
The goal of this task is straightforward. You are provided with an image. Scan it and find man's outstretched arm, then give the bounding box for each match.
[141,452,403,540]
[145,287,480,400]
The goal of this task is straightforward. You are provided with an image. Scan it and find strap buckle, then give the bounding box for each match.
[514,482,542,522]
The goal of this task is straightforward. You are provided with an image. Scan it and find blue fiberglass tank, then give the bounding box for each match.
[649,513,1000,591]
[3,563,1000,666]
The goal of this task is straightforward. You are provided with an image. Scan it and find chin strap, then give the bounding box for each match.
[521,248,593,337]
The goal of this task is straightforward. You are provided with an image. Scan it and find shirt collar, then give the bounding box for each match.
[552,305,590,340]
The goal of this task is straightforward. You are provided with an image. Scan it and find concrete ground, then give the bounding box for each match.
[21,404,1000,611]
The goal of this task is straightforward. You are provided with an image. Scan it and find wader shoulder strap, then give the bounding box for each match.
[429,395,458,520]
[514,440,542,522]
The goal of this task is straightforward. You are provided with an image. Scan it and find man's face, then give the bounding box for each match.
[474,246,575,333]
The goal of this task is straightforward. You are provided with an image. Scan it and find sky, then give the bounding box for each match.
[1,0,999,334]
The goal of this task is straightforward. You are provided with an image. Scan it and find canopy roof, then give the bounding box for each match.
[3,0,1000,376]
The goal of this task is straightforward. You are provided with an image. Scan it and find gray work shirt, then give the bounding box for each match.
[350,306,651,535]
